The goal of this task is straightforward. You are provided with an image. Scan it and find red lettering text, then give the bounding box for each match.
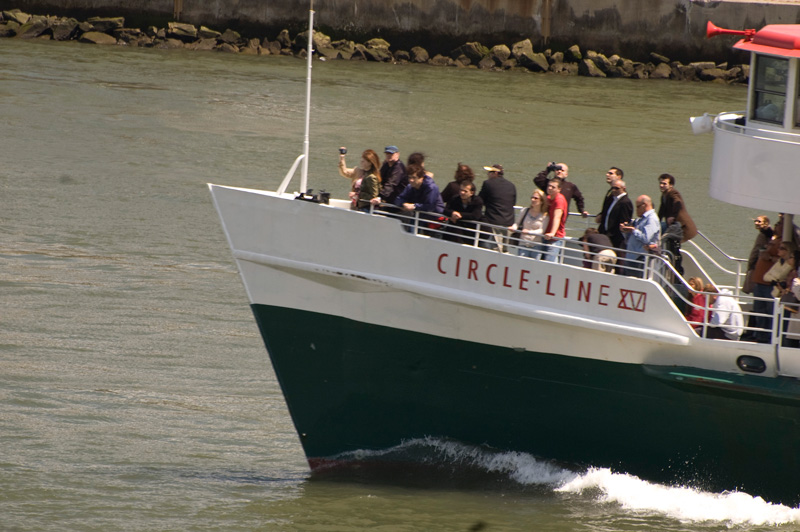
[437,253,448,274]
[486,263,497,285]
[519,270,530,291]
[598,284,610,306]
[468,260,478,281]
[578,281,591,302]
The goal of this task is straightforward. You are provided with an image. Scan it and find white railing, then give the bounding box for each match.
[715,111,800,146]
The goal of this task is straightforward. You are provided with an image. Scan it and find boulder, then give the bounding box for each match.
[86,17,124,33]
[332,39,355,54]
[478,56,496,70]
[364,46,392,62]
[451,41,488,64]
[649,52,670,64]
[266,40,281,55]
[650,62,673,79]
[198,26,220,39]
[512,39,549,72]
[3,10,30,25]
[490,44,511,64]
[154,38,185,49]
[113,27,144,44]
[51,18,78,40]
[589,52,613,74]
[410,46,429,63]
[454,54,471,67]
[276,29,291,48]
[365,37,390,50]
[698,67,726,82]
[167,22,197,42]
[14,19,49,39]
[550,51,564,64]
[631,63,649,79]
[79,31,118,45]
[144,26,158,38]
[219,28,242,46]
[501,58,518,70]
[578,58,606,77]
[429,54,455,67]
[619,58,635,77]
[564,44,582,62]
[351,43,368,60]
[294,29,332,52]
[0,21,20,37]
[188,38,217,51]
[216,42,238,53]
[394,50,410,62]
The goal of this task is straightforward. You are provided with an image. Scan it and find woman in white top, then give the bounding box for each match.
[512,189,549,259]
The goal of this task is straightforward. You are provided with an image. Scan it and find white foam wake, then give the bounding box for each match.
[341,438,800,526]
[557,467,800,526]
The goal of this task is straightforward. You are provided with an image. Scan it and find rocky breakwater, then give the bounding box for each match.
[0,9,748,84]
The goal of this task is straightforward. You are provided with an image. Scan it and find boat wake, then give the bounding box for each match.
[327,437,800,526]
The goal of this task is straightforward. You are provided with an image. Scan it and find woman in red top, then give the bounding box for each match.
[685,277,708,333]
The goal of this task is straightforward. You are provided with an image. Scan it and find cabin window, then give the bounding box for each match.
[752,55,788,124]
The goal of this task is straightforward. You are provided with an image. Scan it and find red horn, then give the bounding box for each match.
[707,21,756,40]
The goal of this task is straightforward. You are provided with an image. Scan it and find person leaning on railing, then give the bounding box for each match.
[704,285,744,341]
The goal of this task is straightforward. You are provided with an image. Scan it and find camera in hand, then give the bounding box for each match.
[547,162,560,172]
[339,147,347,154]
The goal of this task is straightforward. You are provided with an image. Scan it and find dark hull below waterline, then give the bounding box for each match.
[252,303,800,505]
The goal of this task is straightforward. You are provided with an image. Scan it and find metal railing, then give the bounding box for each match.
[329,200,784,345]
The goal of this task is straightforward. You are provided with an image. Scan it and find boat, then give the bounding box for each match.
[209,8,800,505]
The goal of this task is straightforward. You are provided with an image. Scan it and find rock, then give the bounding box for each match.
[113,27,144,44]
[332,39,355,53]
[451,41,488,64]
[314,46,336,59]
[478,56,495,70]
[79,31,118,45]
[14,19,49,39]
[144,26,158,38]
[650,62,673,79]
[0,21,20,37]
[511,38,533,60]
[198,26,220,39]
[725,66,744,83]
[619,58,635,77]
[155,38,184,49]
[675,64,698,81]
[590,52,613,74]
[155,28,166,39]
[365,37,390,50]
[394,50,410,62]
[276,29,291,48]
[295,29,332,52]
[649,52,670,64]
[188,38,217,51]
[365,47,392,62]
[512,39,548,72]
[689,61,716,73]
[239,46,258,55]
[167,22,197,42]
[578,59,606,77]
[410,46,429,63]
[501,58,518,70]
[550,51,564,64]
[698,67,726,82]
[219,28,242,45]
[565,44,582,62]
[3,10,30,25]
[429,54,455,67]
[351,43,368,60]
[631,63,649,79]
[51,18,78,40]
[86,17,124,33]
[266,41,281,55]
[454,54,471,67]
[490,44,511,64]
[216,42,238,53]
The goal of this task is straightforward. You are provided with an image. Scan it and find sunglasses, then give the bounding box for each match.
[611,186,622,190]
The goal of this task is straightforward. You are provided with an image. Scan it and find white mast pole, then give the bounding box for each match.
[300,0,314,194]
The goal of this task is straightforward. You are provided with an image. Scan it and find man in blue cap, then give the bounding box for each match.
[375,145,408,205]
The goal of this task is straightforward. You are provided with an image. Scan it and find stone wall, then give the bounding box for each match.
[3,0,799,62]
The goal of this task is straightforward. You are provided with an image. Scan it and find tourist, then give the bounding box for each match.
[750,225,782,343]
[533,161,588,219]
[705,285,744,340]
[743,215,773,294]
[394,163,444,215]
[441,163,475,203]
[579,228,616,272]
[542,179,567,262]
[685,277,709,333]
[596,179,633,252]
[350,149,382,211]
[443,181,484,244]
[657,173,697,274]
[337,146,368,210]
[478,164,516,252]
[374,145,408,205]
[620,195,660,277]
[511,189,549,259]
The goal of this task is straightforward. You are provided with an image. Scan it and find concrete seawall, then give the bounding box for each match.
[4,0,799,61]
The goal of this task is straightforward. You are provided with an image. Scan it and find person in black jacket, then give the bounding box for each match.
[478,164,516,252]
[443,181,484,244]
[597,179,634,251]
[533,162,588,219]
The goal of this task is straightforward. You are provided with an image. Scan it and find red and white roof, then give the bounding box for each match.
[735,24,800,58]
